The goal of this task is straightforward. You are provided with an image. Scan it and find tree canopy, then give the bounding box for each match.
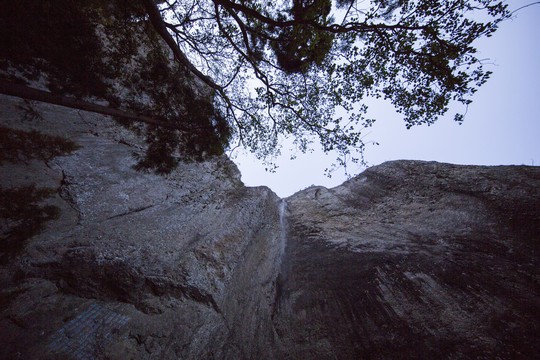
[0,0,511,173]
[142,0,510,170]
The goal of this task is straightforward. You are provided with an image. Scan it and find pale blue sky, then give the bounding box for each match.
[232,1,540,198]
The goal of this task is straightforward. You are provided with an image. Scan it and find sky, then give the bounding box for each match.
[231,0,540,198]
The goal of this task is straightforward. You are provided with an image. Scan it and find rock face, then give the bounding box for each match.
[275,161,539,359]
[0,94,282,359]
[1,93,539,359]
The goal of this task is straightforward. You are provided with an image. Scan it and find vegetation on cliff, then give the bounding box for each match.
[0,0,231,173]
[0,0,510,172]
[0,125,80,260]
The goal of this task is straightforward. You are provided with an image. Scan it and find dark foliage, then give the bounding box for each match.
[0,126,77,261]
[180,96,231,159]
[0,126,80,164]
[0,0,232,174]
[0,185,60,262]
[272,0,334,73]
[133,46,231,173]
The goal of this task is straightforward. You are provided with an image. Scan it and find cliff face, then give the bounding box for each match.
[0,94,282,359]
[0,93,539,359]
[274,161,539,359]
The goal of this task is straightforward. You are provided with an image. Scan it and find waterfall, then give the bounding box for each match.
[278,200,287,266]
[273,199,288,314]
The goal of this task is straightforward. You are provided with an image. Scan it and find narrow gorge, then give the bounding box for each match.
[0,93,538,359]
[1,2,539,357]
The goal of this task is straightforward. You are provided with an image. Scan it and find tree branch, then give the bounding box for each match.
[140,0,223,91]
[0,80,184,130]
[213,0,428,33]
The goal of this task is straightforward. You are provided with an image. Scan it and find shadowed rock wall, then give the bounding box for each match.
[0,94,283,359]
[0,94,539,359]
[273,161,539,359]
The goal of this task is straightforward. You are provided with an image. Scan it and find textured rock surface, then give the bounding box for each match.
[274,161,540,359]
[0,94,283,359]
[1,93,539,359]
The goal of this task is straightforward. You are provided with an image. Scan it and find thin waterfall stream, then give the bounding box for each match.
[273,199,288,314]
[279,199,287,261]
